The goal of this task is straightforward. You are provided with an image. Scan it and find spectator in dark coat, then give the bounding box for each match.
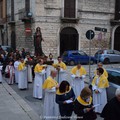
[101,88,120,120]
[56,81,75,120]
[74,87,97,120]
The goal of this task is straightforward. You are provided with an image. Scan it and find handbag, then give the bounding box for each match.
[5,72,10,78]
[5,66,10,78]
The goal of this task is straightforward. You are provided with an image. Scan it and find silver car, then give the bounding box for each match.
[95,49,120,64]
[106,68,120,101]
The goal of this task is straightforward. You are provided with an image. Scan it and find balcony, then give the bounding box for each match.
[7,14,15,25]
[110,19,120,25]
[19,8,33,23]
[0,18,5,28]
[61,8,79,23]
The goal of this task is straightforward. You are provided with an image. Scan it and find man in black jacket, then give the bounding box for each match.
[101,88,120,120]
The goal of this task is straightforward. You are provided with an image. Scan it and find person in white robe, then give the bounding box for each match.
[18,58,27,89]
[14,58,20,84]
[53,56,67,84]
[92,67,109,113]
[93,62,108,78]
[42,70,59,120]
[33,59,46,99]
[0,65,3,83]
[24,55,33,83]
[70,63,87,98]
[5,61,15,85]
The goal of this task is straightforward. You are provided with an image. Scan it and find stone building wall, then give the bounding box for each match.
[6,0,115,56]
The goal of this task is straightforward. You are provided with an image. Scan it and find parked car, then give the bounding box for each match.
[94,49,120,64]
[62,50,96,66]
[106,68,120,101]
[1,45,13,53]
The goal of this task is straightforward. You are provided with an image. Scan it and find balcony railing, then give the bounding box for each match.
[7,14,15,24]
[18,8,33,23]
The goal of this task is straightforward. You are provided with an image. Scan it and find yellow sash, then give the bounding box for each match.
[18,62,25,71]
[56,86,71,95]
[43,76,58,89]
[77,96,92,106]
[71,66,86,76]
[92,75,109,88]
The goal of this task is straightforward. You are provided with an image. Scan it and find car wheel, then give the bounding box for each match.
[69,60,75,66]
[104,58,110,64]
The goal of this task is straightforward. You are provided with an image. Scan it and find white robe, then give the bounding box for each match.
[57,68,67,84]
[5,65,15,84]
[0,66,3,83]
[14,61,20,83]
[92,77,107,113]
[33,70,46,99]
[71,74,85,98]
[24,58,33,83]
[43,88,59,120]
[18,67,27,89]
[27,65,33,83]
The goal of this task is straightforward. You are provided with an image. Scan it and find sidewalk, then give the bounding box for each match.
[0,80,40,120]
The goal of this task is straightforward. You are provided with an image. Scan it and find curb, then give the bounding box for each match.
[2,80,40,120]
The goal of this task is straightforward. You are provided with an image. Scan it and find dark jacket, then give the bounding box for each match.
[56,87,75,117]
[101,97,120,120]
[74,97,97,120]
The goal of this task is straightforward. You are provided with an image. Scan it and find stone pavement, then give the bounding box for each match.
[0,80,40,120]
[0,63,119,120]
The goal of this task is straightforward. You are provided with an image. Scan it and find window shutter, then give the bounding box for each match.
[64,0,75,18]
[115,0,120,20]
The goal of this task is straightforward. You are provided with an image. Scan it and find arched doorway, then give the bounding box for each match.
[60,27,79,55]
[114,26,120,51]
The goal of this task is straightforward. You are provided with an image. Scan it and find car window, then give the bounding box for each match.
[62,52,68,57]
[95,50,104,55]
[79,51,87,56]
[108,71,120,85]
[107,50,114,54]
[114,50,120,55]
[71,52,80,56]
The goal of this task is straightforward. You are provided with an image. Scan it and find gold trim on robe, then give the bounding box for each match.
[71,66,87,76]
[56,86,71,95]
[94,68,108,78]
[43,76,58,89]
[77,96,92,106]
[53,62,67,70]
[18,62,26,71]
[92,75,109,88]
[34,64,44,73]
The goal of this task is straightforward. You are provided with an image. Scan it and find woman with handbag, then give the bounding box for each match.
[5,60,15,85]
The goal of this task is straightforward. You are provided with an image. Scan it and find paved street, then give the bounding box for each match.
[0,63,120,120]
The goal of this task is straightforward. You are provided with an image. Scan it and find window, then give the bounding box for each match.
[64,0,76,18]
[25,0,30,14]
[107,50,114,54]
[79,51,87,56]
[11,0,14,21]
[72,52,80,56]
[0,0,3,18]
[114,50,120,55]
[115,0,120,20]
[63,52,68,57]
